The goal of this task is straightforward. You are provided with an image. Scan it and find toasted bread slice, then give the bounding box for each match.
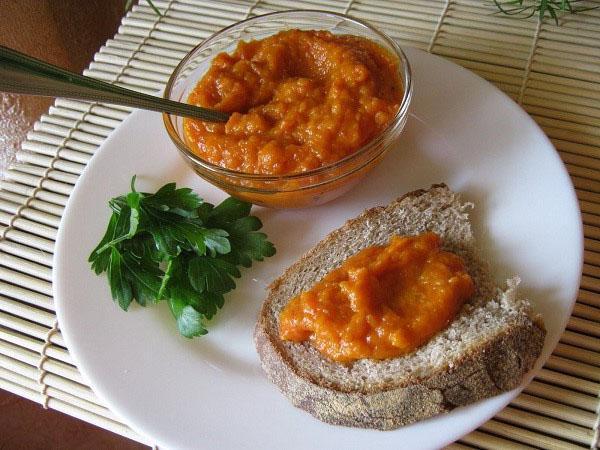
[254,184,545,430]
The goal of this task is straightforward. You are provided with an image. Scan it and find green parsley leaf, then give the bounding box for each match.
[168,298,207,338]
[207,197,252,225]
[89,176,275,338]
[96,202,137,253]
[89,213,117,274]
[187,255,240,294]
[190,291,225,320]
[125,191,141,236]
[161,254,198,303]
[223,216,276,267]
[144,182,203,217]
[121,252,162,306]
[199,228,231,256]
[107,247,133,311]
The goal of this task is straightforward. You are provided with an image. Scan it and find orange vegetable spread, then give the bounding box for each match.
[184,29,402,175]
[279,232,475,362]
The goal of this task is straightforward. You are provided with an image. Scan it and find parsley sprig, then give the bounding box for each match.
[89,177,275,338]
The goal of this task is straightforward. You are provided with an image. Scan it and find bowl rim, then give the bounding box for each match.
[162,9,413,182]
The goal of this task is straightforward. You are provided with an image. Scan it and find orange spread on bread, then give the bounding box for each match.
[279,232,475,362]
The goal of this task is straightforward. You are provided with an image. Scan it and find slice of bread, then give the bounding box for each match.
[254,184,545,430]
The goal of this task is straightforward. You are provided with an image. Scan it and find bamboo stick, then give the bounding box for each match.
[479,419,588,449]
[99,43,181,67]
[46,107,122,129]
[0,365,120,421]
[535,52,600,75]
[574,178,600,196]
[0,240,53,267]
[579,212,600,229]
[17,152,85,176]
[562,153,600,172]
[531,61,600,85]
[0,311,62,345]
[0,203,60,229]
[435,46,526,70]
[578,289,600,307]
[0,229,54,254]
[94,53,176,75]
[3,172,73,197]
[445,443,476,450]
[580,274,600,292]
[583,263,600,277]
[0,355,78,396]
[0,267,52,297]
[568,316,600,338]
[0,295,55,326]
[560,329,600,353]
[53,99,130,120]
[436,35,530,60]
[526,94,600,119]
[345,0,444,17]
[20,143,93,166]
[578,191,600,207]
[0,328,72,365]
[0,181,68,208]
[511,393,595,428]
[0,340,82,384]
[535,116,600,139]
[545,355,600,382]
[567,164,600,182]
[439,24,533,46]
[26,131,99,155]
[168,0,253,16]
[529,71,600,93]
[107,38,188,59]
[82,71,159,95]
[524,380,597,412]
[88,63,170,84]
[495,406,593,445]
[0,253,53,282]
[33,122,108,145]
[460,429,535,450]
[526,104,600,126]
[536,368,600,395]
[0,190,65,217]
[0,376,151,445]
[444,15,536,37]
[10,164,80,187]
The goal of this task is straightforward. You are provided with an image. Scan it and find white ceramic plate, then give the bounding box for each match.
[54,48,582,450]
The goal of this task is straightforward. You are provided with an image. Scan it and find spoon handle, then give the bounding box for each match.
[0,45,229,122]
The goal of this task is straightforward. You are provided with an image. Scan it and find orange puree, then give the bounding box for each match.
[279,233,475,362]
[184,29,402,175]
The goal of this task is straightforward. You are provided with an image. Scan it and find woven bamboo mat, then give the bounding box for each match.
[0,0,598,448]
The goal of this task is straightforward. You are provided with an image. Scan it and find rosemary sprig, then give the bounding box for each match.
[491,0,600,24]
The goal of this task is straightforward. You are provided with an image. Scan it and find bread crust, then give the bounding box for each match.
[254,185,546,430]
[256,314,544,429]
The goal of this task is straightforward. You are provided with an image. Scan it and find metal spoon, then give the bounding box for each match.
[0,45,230,122]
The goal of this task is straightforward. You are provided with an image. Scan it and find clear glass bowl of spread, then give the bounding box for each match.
[163,10,413,208]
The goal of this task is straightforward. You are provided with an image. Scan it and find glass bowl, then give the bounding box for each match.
[163,10,412,208]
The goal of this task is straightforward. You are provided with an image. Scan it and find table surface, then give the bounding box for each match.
[1,1,599,449]
[0,1,145,448]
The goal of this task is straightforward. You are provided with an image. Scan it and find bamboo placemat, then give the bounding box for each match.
[0,0,598,448]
